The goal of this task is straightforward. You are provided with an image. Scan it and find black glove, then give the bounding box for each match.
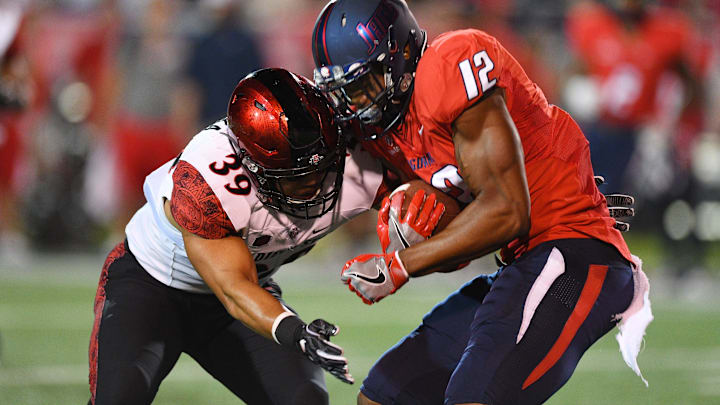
[595,175,635,232]
[275,316,354,384]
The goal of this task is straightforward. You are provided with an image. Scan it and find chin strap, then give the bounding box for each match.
[614,255,653,387]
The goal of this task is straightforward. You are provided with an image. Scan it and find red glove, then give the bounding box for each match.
[377,189,445,253]
[340,251,409,304]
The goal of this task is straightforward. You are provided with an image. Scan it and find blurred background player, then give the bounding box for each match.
[565,0,716,279]
[565,0,706,194]
[0,0,32,266]
[0,0,31,367]
[182,0,264,127]
[312,0,648,403]
[87,68,404,404]
[103,0,193,233]
[16,0,118,250]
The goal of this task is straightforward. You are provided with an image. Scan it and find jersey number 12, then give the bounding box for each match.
[458,50,497,101]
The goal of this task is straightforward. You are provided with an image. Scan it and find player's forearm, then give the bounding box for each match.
[182,233,286,341]
[215,279,287,340]
[399,193,529,276]
[193,260,287,340]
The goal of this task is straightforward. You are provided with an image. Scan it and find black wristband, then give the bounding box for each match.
[274,315,306,349]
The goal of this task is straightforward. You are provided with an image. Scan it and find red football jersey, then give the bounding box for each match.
[382,29,632,264]
[566,3,697,126]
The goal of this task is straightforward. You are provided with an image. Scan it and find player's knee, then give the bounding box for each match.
[357,391,382,405]
[95,386,152,405]
[95,366,155,405]
[290,380,329,405]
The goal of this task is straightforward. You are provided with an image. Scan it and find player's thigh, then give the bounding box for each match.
[512,257,634,404]
[445,239,634,405]
[361,275,492,405]
[90,242,184,405]
[189,319,327,405]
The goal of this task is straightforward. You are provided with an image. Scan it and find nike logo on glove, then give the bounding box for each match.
[347,266,386,284]
[391,220,411,249]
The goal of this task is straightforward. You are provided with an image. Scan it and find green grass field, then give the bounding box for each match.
[1,237,719,405]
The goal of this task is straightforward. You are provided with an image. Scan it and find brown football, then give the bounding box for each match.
[390,179,462,234]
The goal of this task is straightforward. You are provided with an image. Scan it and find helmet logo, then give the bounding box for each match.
[317,66,331,82]
[399,73,412,92]
[309,154,322,165]
[355,0,398,55]
[388,40,398,54]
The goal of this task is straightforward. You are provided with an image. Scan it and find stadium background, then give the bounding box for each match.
[1,0,719,404]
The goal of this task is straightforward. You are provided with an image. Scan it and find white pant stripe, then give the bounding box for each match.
[517,247,566,344]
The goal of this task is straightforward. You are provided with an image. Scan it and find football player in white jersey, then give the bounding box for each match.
[87,68,417,404]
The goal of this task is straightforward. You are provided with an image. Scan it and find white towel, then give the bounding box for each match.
[614,255,653,387]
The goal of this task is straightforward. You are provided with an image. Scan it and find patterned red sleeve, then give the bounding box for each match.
[170,161,235,239]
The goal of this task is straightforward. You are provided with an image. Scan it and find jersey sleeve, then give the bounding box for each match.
[414,30,505,126]
[170,161,235,239]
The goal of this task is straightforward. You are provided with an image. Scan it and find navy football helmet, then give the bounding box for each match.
[312,0,426,136]
[227,68,345,219]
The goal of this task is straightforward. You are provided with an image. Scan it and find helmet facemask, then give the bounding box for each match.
[239,126,346,220]
[315,61,390,126]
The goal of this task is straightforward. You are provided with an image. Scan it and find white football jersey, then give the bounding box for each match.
[126,119,384,293]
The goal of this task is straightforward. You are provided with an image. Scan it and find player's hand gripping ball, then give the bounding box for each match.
[377,179,461,253]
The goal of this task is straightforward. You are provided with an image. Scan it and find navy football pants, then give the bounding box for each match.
[362,239,634,405]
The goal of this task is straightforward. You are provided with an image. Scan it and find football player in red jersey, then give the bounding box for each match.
[566,0,707,194]
[312,1,650,404]
[0,2,31,265]
[88,68,419,404]
[566,0,711,275]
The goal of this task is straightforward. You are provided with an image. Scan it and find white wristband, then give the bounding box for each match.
[271,311,297,344]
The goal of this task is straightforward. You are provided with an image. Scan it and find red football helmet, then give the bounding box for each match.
[227,68,345,219]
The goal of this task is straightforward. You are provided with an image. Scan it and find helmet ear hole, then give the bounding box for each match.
[388,40,398,53]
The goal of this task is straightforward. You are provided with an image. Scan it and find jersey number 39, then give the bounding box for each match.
[209,154,251,196]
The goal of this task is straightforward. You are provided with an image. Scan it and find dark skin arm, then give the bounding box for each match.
[163,200,286,340]
[398,89,531,276]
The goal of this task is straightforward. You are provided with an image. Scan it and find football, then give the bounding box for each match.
[389,179,462,234]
